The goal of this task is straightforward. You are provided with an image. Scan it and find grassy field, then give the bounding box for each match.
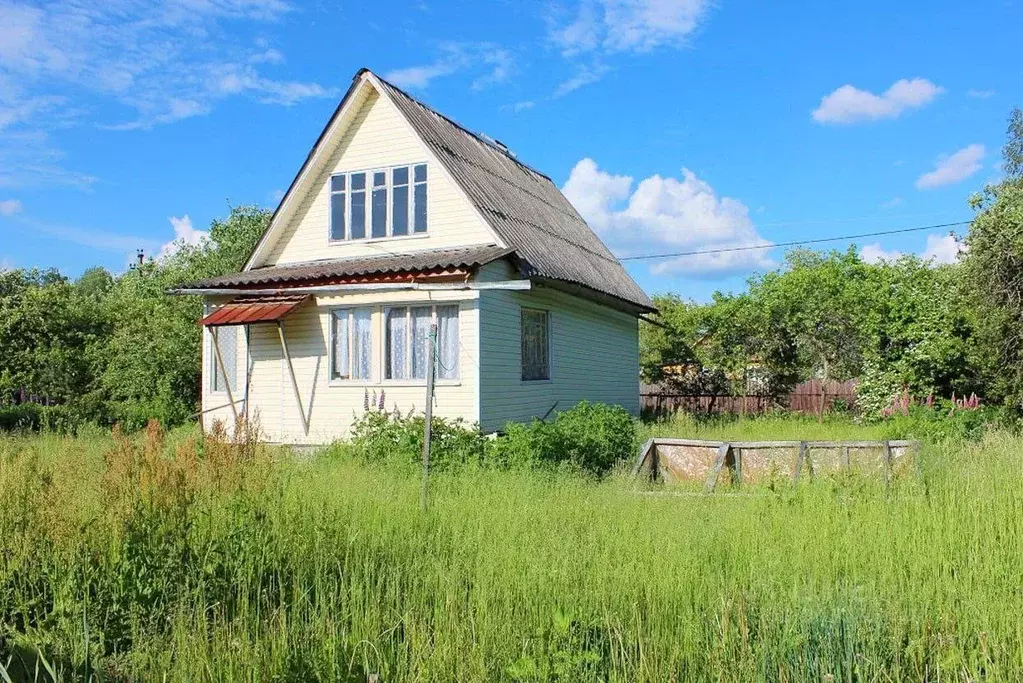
[1,417,1021,681]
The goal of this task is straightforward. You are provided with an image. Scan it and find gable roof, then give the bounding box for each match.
[244,69,654,314]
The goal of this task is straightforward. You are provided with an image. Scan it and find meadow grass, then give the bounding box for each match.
[1,418,1022,681]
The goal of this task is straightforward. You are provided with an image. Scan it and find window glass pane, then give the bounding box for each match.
[330,192,346,240]
[350,172,366,190]
[521,309,549,381]
[437,305,459,380]
[332,311,350,380]
[373,171,386,186]
[331,175,346,192]
[392,185,409,236]
[411,307,432,380]
[392,167,408,185]
[353,309,372,380]
[350,190,366,239]
[212,325,238,392]
[371,186,387,238]
[385,308,408,380]
[413,182,427,233]
[414,164,427,182]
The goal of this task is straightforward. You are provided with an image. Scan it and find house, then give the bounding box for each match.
[175,68,655,444]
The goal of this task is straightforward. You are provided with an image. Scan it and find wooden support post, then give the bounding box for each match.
[277,321,309,436]
[843,445,851,469]
[883,440,893,488]
[792,441,807,484]
[421,323,437,512]
[704,443,731,493]
[733,447,743,487]
[211,326,240,425]
[632,439,657,480]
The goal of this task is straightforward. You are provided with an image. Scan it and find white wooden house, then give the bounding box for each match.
[176,68,655,444]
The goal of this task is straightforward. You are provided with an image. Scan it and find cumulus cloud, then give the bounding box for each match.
[915,144,985,190]
[562,158,773,278]
[158,215,210,259]
[812,78,944,124]
[860,233,965,265]
[0,199,23,216]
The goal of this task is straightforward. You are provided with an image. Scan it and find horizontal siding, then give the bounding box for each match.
[206,290,479,445]
[478,283,639,433]
[262,88,497,267]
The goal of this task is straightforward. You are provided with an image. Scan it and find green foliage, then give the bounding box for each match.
[489,401,635,476]
[344,408,488,469]
[4,423,1023,680]
[0,206,270,432]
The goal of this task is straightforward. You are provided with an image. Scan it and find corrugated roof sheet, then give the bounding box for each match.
[184,244,512,289]
[201,294,309,326]
[375,75,654,313]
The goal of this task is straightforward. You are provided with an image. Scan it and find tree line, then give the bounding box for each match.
[2,110,1022,429]
[641,109,1023,417]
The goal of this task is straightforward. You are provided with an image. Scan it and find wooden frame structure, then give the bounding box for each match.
[633,438,921,492]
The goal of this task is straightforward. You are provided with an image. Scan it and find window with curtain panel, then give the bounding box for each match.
[521,308,550,381]
[330,308,373,381]
[329,163,427,241]
[211,325,238,392]
[385,304,458,380]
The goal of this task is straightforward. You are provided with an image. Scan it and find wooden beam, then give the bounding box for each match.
[211,327,240,425]
[632,439,656,477]
[883,441,893,488]
[277,321,309,436]
[792,441,807,484]
[704,443,731,493]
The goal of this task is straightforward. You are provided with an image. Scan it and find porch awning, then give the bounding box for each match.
[200,293,309,327]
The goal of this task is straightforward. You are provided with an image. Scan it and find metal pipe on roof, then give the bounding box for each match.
[168,280,532,296]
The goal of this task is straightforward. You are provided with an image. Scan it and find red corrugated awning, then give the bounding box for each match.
[200,293,309,326]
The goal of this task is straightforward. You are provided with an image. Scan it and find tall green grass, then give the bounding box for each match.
[1,421,1022,681]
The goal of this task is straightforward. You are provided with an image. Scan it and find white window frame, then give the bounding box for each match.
[520,307,552,383]
[208,324,241,395]
[328,163,428,243]
[328,307,374,384]
[382,303,460,385]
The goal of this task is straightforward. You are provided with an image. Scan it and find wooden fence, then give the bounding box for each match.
[641,378,858,417]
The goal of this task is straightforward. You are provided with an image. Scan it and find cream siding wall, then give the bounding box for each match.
[203,289,480,444]
[259,87,498,268]
[477,270,640,433]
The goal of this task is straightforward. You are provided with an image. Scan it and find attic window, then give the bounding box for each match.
[329,163,427,241]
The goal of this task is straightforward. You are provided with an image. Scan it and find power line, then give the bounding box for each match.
[617,220,971,262]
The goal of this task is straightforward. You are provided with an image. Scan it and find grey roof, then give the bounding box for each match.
[183,245,513,289]
[375,75,654,313]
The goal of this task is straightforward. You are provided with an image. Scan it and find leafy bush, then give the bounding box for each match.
[0,403,84,432]
[879,403,996,442]
[489,401,635,476]
[344,409,488,470]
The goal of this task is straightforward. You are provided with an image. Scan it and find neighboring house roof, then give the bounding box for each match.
[182,244,513,289]
[235,68,654,314]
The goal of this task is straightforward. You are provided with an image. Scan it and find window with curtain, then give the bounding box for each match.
[331,308,372,381]
[211,325,238,393]
[385,304,459,380]
[521,308,550,381]
[329,163,427,241]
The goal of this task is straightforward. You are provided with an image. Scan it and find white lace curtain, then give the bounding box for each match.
[437,305,459,380]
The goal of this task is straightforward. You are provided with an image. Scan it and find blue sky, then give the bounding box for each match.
[0,0,1019,301]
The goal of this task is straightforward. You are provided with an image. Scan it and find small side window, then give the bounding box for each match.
[211,325,238,392]
[520,308,549,381]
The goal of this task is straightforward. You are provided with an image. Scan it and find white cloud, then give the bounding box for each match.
[384,43,515,90]
[506,100,535,113]
[812,78,944,124]
[554,63,610,97]
[158,215,210,259]
[860,233,965,265]
[0,199,23,216]
[915,144,985,190]
[921,233,965,264]
[562,158,773,278]
[880,197,904,209]
[967,89,995,99]
[860,243,903,264]
[0,0,333,183]
[552,0,712,55]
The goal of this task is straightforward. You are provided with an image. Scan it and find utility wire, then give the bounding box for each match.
[617,220,971,262]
